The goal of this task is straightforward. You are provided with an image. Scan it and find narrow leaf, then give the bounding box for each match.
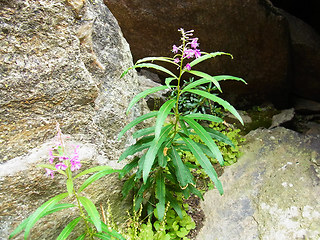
[158,141,170,168]
[165,77,176,89]
[118,136,154,162]
[78,169,119,193]
[143,125,173,184]
[184,113,223,123]
[203,127,235,147]
[75,233,86,240]
[24,193,69,239]
[155,172,166,221]
[126,86,169,114]
[188,70,221,92]
[101,222,126,240]
[183,117,224,165]
[73,166,112,180]
[180,134,223,195]
[166,191,183,219]
[118,111,158,140]
[56,217,81,240]
[133,63,178,80]
[168,147,195,189]
[155,99,176,139]
[119,157,139,179]
[179,119,190,135]
[122,175,136,198]
[186,89,244,125]
[78,196,101,232]
[136,56,179,67]
[188,52,233,68]
[66,178,74,196]
[132,126,155,139]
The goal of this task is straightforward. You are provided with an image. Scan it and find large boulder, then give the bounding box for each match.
[197,127,320,240]
[279,10,320,102]
[0,0,145,238]
[104,0,291,108]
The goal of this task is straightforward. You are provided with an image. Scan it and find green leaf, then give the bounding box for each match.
[118,135,154,162]
[78,196,101,232]
[158,141,170,168]
[100,222,126,240]
[132,126,155,139]
[181,76,246,93]
[166,191,183,219]
[37,164,56,170]
[93,232,112,239]
[119,157,139,179]
[179,134,223,195]
[122,175,136,198]
[44,203,75,216]
[203,127,235,147]
[136,56,179,67]
[75,233,86,240]
[73,166,112,180]
[179,119,190,135]
[126,86,169,114]
[184,113,223,123]
[133,63,178,80]
[155,171,166,221]
[182,117,224,165]
[186,89,244,125]
[188,70,221,92]
[120,67,132,78]
[155,99,176,139]
[56,217,81,240]
[168,147,195,189]
[143,125,173,184]
[165,77,176,89]
[78,169,119,193]
[66,178,74,196]
[187,185,203,200]
[188,52,233,68]
[24,193,69,239]
[118,111,158,140]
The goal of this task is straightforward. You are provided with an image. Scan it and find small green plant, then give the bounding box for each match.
[125,201,195,240]
[119,28,246,221]
[9,123,125,240]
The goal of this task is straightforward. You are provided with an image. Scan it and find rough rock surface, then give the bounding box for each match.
[197,127,320,240]
[279,10,320,102]
[0,0,145,238]
[104,0,291,108]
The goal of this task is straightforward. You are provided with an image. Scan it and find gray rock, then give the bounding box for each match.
[0,0,146,238]
[197,127,320,240]
[104,0,291,108]
[269,108,295,128]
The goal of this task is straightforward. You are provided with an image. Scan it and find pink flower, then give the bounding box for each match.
[190,38,199,49]
[55,162,67,171]
[185,63,191,71]
[194,49,201,58]
[183,49,195,59]
[172,45,179,54]
[45,168,54,179]
[49,150,55,164]
[71,160,81,172]
[174,58,180,63]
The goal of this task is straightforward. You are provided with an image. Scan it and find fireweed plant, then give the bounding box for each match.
[9,123,125,240]
[119,28,246,221]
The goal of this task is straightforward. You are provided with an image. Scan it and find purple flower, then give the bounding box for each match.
[49,150,55,164]
[190,38,199,49]
[71,160,81,172]
[183,49,195,59]
[55,162,67,171]
[45,168,54,179]
[185,63,191,71]
[194,49,201,59]
[174,58,180,63]
[172,45,179,54]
